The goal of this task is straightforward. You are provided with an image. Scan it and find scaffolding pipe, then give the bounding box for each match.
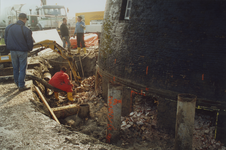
[174,93,197,150]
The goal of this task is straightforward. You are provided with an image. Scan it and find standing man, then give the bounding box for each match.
[5,13,33,91]
[60,18,71,52]
[73,16,86,54]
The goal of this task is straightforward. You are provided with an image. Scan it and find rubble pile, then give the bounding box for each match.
[121,100,157,131]
[74,75,96,104]
[119,95,173,148]
[47,75,99,108]
[193,112,225,150]
[119,95,226,149]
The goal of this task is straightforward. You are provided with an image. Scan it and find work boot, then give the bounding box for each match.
[19,86,31,92]
[77,47,81,54]
[54,92,59,100]
[67,92,74,101]
[83,47,87,54]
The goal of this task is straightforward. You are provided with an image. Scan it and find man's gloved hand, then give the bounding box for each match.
[62,37,66,40]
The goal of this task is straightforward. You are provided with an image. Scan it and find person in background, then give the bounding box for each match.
[73,16,86,54]
[5,13,33,91]
[60,18,71,52]
[49,66,74,101]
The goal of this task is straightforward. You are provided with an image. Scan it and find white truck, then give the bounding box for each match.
[0,3,67,31]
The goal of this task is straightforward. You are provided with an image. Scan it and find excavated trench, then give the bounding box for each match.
[28,48,226,150]
[29,47,110,144]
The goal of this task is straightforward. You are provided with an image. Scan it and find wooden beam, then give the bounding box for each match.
[35,86,60,124]
[52,104,79,119]
[26,74,64,92]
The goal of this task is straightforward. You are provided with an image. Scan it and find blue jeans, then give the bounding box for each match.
[62,36,71,48]
[10,51,28,88]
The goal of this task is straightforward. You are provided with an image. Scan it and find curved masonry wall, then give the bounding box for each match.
[98,0,226,102]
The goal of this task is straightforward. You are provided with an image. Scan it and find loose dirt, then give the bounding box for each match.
[1,46,226,150]
[0,81,121,150]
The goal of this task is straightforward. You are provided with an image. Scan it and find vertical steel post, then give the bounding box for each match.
[175,93,197,150]
[94,69,99,92]
[106,83,123,144]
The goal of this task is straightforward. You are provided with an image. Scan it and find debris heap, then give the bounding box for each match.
[119,95,173,148]
[193,112,224,150]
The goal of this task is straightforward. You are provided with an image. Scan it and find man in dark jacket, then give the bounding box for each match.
[60,18,71,51]
[5,13,33,91]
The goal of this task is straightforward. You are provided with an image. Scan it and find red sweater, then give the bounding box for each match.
[49,71,73,92]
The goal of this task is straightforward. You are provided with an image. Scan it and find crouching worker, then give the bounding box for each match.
[49,66,74,101]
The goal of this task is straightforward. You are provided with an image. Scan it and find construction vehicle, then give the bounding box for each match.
[33,40,81,85]
[0,35,81,86]
[0,2,67,32]
[0,45,11,69]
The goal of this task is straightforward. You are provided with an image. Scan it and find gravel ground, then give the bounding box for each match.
[0,81,122,150]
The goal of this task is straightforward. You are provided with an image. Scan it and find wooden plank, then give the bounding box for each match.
[0,63,40,76]
[35,86,60,124]
[27,63,40,69]
[0,67,13,76]
[0,75,14,81]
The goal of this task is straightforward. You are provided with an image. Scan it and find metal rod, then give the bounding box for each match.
[70,71,72,82]
[106,83,123,144]
[174,93,197,150]
[94,68,99,92]
[79,55,84,78]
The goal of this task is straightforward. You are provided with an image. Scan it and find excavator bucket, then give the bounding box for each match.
[32,30,81,85]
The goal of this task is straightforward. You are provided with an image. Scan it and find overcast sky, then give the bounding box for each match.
[0,0,106,18]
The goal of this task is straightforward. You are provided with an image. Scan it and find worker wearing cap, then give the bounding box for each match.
[73,16,86,54]
[5,13,33,91]
[60,18,71,52]
[49,66,74,101]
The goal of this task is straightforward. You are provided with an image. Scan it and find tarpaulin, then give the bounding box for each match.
[70,33,98,49]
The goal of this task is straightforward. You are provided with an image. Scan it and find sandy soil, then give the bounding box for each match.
[0,81,122,150]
